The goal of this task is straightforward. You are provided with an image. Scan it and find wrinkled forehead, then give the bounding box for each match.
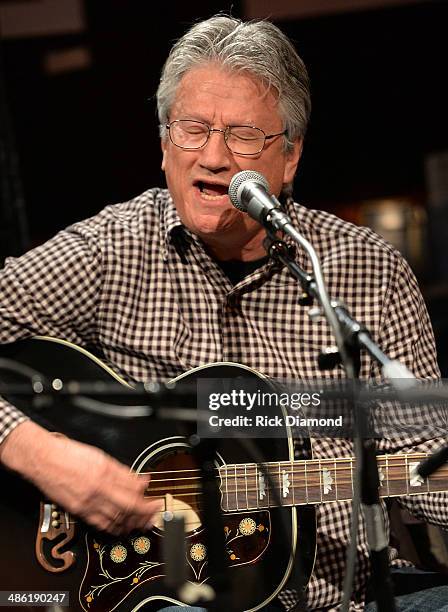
[169,63,281,122]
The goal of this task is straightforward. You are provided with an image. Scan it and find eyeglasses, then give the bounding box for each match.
[165,119,286,156]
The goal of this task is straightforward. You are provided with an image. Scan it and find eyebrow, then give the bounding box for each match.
[174,115,259,127]
[175,113,210,123]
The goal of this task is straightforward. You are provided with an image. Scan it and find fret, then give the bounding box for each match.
[304,460,309,504]
[405,455,409,495]
[244,464,249,510]
[225,465,239,511]
[305,459,323,503]
[339,458,354,501]
[274,462,284,507]
[246,464,258,509]
[264,465,273,508]
[386,455,390,497]
[263,466,271,508]
[383,455,408,496]
[292,460,295,507]
[334,458,338,500]
[320,460,336,501]
[235,465,239,510]
[319,459,323,503]
[255,464,259,509]
[268,462,289,507]
[278,463,282,506]
[274,463,280,506]
[280,463,293,506]
[266,463,271,508]
[235,464,250,510]
[258,464,268,508]
[350,458,354,497]
[424,454,430,494]
[290,459,307,505]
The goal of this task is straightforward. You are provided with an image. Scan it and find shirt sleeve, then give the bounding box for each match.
[0,225,102,444]
[374,253,448,527]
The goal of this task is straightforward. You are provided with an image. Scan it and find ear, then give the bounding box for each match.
[161,138,167,171]
[283,139,303,185]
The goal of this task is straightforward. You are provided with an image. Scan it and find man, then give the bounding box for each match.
[0,14,447,611]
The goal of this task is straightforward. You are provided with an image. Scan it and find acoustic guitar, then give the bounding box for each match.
[0,337,446,611]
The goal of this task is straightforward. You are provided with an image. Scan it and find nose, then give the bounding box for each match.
[198,128,232,173]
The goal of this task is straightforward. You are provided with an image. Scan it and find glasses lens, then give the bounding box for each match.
[170,120,209,149]
[226,126,265,154]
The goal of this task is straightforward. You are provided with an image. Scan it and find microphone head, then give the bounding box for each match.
[228,170,270,212]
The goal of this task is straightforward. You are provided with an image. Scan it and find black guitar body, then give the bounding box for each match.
[0,337,316,611]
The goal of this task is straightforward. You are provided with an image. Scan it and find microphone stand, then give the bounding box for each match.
[188,435,236,612]
[416,444,448,480]
[262,229,399,612]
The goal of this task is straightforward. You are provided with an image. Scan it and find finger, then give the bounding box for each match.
[143,498,165,531]
[135,472,152,494]
[144,498,165,526]
[85,510,124,535]
[122,498,165,533]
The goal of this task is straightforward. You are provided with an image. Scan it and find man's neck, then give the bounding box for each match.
[204,230,267,262]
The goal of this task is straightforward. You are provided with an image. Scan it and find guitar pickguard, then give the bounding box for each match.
[79,511,271,611]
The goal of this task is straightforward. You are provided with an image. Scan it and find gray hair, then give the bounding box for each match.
[156,15,311,151]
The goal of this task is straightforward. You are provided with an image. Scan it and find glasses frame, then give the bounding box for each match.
[165,119,287,156]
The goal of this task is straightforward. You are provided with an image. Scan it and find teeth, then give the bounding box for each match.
[201,192,226,201]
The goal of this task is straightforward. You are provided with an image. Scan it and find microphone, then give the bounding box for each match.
[228,170,271,213]
[228,171,292,232]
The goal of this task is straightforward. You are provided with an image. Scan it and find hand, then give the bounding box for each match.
[0,421,163,535]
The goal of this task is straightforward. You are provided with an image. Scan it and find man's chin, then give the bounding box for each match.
[187,208,240,235]
[194,221,233,239]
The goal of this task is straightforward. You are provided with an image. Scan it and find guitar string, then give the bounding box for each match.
[144,475,447,496]
[64,480,446,528]
[145,469,441,485]
[59,468,446,530]
[148,464,444,482]
[145,464,448,486]
[62,467,444,526]
[145,471,448,491]
[143,453,431,477]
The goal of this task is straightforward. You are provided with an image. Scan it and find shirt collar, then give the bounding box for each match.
[159,190,185,261]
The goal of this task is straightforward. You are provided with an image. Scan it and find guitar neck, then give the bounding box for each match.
[219,453,448,511]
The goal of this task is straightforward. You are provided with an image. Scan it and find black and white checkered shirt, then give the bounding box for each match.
[0,188,446,610]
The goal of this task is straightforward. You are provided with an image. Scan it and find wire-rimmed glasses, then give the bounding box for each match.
[165,119,286,156]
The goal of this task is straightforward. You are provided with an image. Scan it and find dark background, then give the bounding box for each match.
[1,0,448,369]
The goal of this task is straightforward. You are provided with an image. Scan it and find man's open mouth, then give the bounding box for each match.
[196,181,228,200]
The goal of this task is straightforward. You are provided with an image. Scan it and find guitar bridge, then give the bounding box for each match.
[35,501,76,572]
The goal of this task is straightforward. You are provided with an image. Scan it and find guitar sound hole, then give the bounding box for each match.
[146,449,204,534]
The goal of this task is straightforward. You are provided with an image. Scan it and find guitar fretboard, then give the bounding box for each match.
[219,453,448,511]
